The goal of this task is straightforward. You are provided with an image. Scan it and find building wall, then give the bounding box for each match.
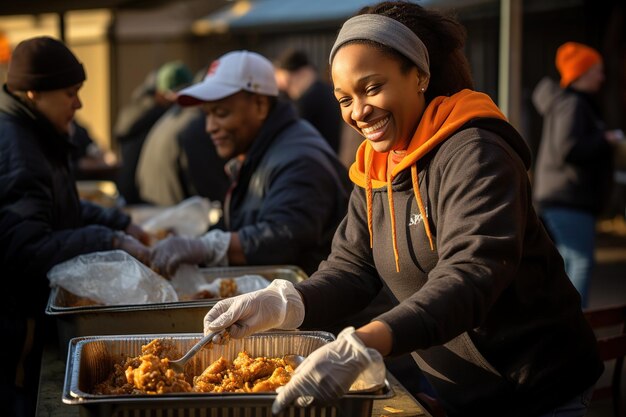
[72,39,110,150]
[2,1,622,167]
[0,10,113,151]
[112,37,196,128]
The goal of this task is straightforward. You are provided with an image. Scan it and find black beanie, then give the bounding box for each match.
[7,36,86,92]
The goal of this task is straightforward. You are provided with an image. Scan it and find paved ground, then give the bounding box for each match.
[585,218,626,417]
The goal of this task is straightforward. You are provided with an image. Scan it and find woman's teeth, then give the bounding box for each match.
[361,117,389,135]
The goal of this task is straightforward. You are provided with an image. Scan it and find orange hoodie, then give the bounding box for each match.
[348,89,507,271]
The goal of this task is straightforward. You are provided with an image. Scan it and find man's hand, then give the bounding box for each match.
[112,231,151,265]
[125,223,151,245]
[150,236,208,278]
[150,230,231,278]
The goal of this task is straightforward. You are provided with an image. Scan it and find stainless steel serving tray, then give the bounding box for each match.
[63,331,393,417]
[47,265,307,358]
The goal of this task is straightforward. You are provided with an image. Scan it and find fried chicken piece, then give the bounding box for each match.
[93,339,191,395]
[192,351,294,393]
[193,356,229,387]
[219,279,238,298]
[250,366,292,392]
[64,290,101,307]
[141,338,178,358]
[232,352,277,383]
[93,339,295,395]
[124,354,190,394]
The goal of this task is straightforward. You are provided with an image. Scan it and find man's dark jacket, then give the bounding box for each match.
[220,100,351,275]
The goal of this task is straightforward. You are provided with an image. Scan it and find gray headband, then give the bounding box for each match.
[329,14,430,78]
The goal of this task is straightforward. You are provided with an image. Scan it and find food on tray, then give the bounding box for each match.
[180,289,215,300]
[194,351,293,393]
[217,278,238,298]
[62,276,242,306]
[93,338,295,395]
[147,228,175,246]
[94,339,191,395]
[178,278,239,300]
[63,289,101,307]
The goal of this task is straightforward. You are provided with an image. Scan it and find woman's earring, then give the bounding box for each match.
[420,87,425,93]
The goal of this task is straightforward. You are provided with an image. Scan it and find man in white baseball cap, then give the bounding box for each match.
[177,50,278,105]
[151,50,352,280]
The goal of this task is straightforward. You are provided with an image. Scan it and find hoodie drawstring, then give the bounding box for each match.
[386,175,401,272]
[365,149,374,248]
[366,152,434,272]
[385,165,434,273]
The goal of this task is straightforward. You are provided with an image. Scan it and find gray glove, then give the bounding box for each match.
[272,326,386,414]
[151,229,230,278]
[111,231,151,265]
[203,279,305,339]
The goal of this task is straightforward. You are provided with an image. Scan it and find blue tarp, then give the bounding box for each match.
[194,0,494,34]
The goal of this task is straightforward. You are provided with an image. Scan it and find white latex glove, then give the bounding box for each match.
[203,279,305,338]
[151,229,230,278]
[272,326,386,415]
[198,229,230,266]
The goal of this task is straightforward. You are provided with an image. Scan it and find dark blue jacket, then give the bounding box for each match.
[220,100,351,275]
[0,85,130,316]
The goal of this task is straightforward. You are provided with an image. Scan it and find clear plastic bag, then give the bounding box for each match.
[140,196,215,237]
[47,250,178,305]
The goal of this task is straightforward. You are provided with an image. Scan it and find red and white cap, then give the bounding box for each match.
[177,50,278,106]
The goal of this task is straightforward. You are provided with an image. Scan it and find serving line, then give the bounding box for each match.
[36,341,430,417]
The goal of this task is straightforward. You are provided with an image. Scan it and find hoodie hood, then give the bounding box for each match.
[531,77,562,116]
[348,89,508,271]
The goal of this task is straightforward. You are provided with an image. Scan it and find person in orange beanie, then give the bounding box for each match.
[532,41,623,307]
[556,41,603,88]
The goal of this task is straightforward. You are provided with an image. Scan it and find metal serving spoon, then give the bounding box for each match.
[282,353,305,369]
[169,330,225,374]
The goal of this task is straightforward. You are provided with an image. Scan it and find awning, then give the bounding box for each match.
[192,0,496,35]
[0,0,174,16]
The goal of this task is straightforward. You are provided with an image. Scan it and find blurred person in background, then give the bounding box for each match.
[202,3,603,417]
[532,42,621,308]
[136,67,230,206]
[0,30,10,85]
[0,36,150,417]
[274,48,342,153]
[114,60,193,204]
[69,120,119,180]
[150,50,352,278]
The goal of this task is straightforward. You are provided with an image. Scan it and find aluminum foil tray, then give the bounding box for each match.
[46,265,307,358]
[63,331,393,417]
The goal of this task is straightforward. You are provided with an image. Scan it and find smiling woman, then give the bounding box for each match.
[332,43,424,152]
[199,2,605,417]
